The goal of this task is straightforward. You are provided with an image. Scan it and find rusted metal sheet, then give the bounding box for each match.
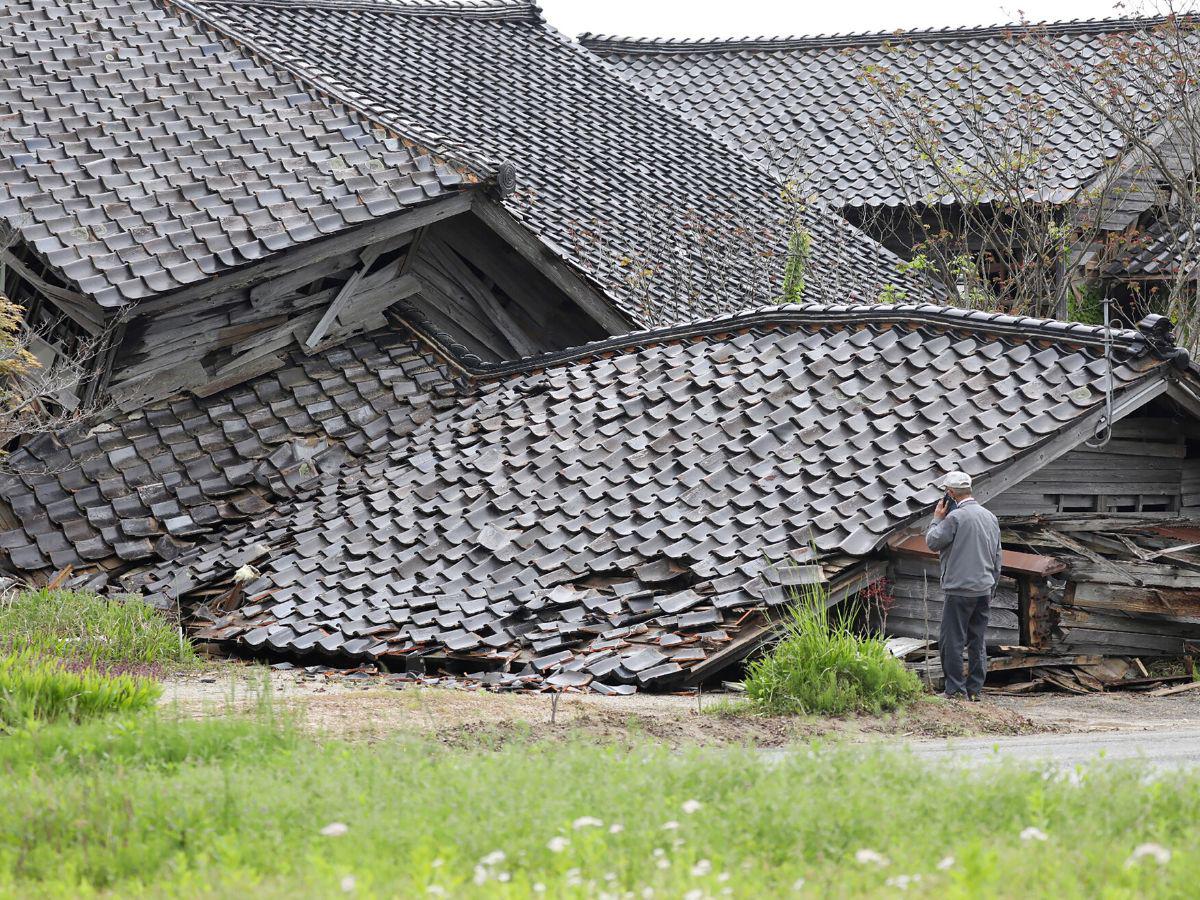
[887,533,1067,577]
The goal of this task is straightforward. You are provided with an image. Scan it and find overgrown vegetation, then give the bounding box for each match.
[745,583,923,715]
[0,589,192,731]
[0,648,160,730]
[0,703,1197,896]
[0,588,197,669]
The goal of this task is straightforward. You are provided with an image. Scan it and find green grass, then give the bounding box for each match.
[0,707,1196,898]
[0,589,197,669]
[0,648,162,731]
[745,584,923,716]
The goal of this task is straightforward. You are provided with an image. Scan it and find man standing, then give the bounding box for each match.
[925,471,1002,701]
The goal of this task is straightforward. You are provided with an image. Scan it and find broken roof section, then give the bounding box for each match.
[582,17,1177,209]
[0,0,482,309]
[185,0,930,323]
[0,322,465,575]
[3,302,1185,690]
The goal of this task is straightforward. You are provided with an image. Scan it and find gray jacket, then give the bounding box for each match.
[924,499,1002,597]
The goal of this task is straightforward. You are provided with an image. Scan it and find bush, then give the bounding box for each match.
[0,649,161,730]
[745,582,923,715]
[0,589,197,668]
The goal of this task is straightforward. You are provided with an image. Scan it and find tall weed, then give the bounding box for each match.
[745,582,922,715]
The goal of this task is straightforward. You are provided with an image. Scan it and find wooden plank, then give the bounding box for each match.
[136,192,474,314]
[248,250,361,307]
[423,237,539,357]
[305,247,382,348]
[1148,680,1200,697]
[472,199,631,335]
[1074,439,1185,458]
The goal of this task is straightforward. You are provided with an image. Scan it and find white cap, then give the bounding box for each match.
[940,471,972,490]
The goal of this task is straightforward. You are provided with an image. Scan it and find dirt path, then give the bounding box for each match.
[159,666,1035,747]
[159,664,1200,749]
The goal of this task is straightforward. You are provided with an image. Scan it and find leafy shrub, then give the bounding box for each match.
[0,649,161,730]
[745,583,923,715]
[0,589,197,668]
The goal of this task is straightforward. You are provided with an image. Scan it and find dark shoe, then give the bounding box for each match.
[943,692,967,701]
[967,694,982,703]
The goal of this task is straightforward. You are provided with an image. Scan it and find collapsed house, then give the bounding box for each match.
[5,298,1200,691]
[0,0,920,413]
[3,1,1200,692]
[583,17,1200,304]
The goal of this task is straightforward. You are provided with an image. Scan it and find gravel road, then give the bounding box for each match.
[905,727,1200,769]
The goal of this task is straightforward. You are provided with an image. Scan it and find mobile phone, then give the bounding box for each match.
[941,492,958,514]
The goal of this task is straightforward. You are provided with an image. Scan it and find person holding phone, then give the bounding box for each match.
[924,471,1002,701]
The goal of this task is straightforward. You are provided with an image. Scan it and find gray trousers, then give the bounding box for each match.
[940,594,990,696]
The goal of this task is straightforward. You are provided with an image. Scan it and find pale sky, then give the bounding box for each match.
[541,0,1160,40]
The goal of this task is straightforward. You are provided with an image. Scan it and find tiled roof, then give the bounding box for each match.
[3,302,1172,689]
[0,324,465,577]
[0,0,477,308]
[185,0,930,324]
[582,18,1175,209]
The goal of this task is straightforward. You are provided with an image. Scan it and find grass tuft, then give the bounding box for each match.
[0,648,161,730]
[745,582,923,715]
[0,589,197,669]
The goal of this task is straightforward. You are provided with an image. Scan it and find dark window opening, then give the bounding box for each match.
[363,243,408,278]
[1048,494,1099,513]
[1047,493,1178,514]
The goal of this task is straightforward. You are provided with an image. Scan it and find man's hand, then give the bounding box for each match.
[934,499,949,521]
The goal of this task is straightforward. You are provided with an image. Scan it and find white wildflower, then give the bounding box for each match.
[320,822,349,837]
[641,888,655,899]
[662,820,681,830]
[656,858,671,870]
[573,816,604,830]
[473,866,488,886]
[431,859,444,868]
[854,849,889,867]
[609,823,625,834]
[793,878,806,892]
[497,872,511,883]
[1019,827,1048,842]
[684,890,703,900]
[480,850,506,867]
[340,875,356,893]
[652,848,666,858]
[721,889,733,897]
[426,887,446,897]
[1126,843,1171,867]
[691,859,713,877]
[566,868,583,887]
[717,871,730,882]
[937,856,955,871]
[885,874,921,890]
[532,884,546,894]
[548,836,570,853]
[682,799,702,814]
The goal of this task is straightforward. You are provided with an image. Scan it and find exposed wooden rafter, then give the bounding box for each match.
[472,199,632,335]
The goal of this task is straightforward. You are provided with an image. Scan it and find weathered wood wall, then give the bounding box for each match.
[1052,559,1200,656]
[991,416,1187,516]
[880,554,1021,647]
